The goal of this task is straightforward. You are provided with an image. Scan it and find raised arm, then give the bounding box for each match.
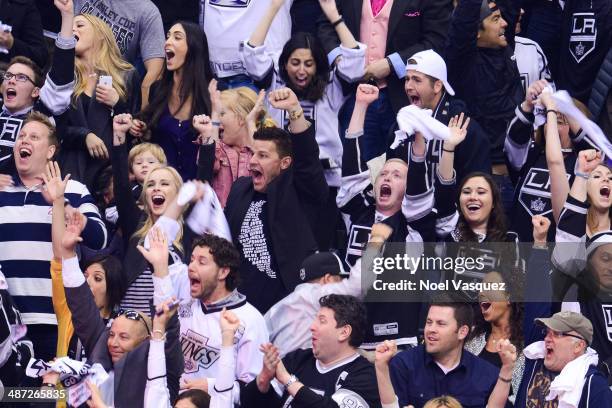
[248,0,285,47]
[112,114,143,242]
[318,0,357,49]
[539,91,570,223]
[60,211,107,356]
[445,0,481,74]
[375,340,400,408]
[486,340,518,408]
[336,84,379,215]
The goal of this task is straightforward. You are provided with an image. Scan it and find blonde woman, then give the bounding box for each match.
[61,13,141,190]
[112,114,184,314]
[193,81,275,207]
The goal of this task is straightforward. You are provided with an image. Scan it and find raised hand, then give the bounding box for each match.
[445,113,470,149]
[208,79,222,115]
[374,340,397,367]
[268,88,300,113]
[246,89,266,136]
[137,226,169,272]
[153,297,178,331]
[61,209,85,255]
[41,161,70,203]
[496,338,517,368]
[53,0,73,15]
[355,84,379,106]
[192,114,213,142]
[538,91,557,111]
[523,79,548,111]
[113,113,133,146]
[576,149,602,175]
[220,308,241,335]
[370,223,393,242]
[531,215,551,243]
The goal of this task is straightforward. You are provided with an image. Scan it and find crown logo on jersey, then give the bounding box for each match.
[575,43,585,57]
[530,198,546,213]
[299,268,306,281]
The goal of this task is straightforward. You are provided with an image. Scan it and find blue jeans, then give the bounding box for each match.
[216,74,258,92]
[339,88,397,161]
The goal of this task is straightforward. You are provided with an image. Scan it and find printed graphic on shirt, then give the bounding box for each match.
[345,224,372,267]
[209,0,251,8]
[526,367,556,408]
[238,200,276,278]
[0,116,23,163]
[332,388,370,408]
[181,329,221,374]
[519,167,570,217]
[569,13,597,63]
[602,304,612,342]
[77,1,135,55]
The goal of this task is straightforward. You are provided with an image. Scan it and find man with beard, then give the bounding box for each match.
[142,229,268,401]
[390,302,518,408]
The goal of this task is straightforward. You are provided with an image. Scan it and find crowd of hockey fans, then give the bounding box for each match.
[0,0,611,406]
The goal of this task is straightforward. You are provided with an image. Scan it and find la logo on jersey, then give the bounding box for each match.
[602,304,612,342]
[569,13,597,63]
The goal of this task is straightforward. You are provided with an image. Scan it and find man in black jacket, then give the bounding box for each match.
[224,87,328,314]
[317,0,452,161]
[0,0,47,68]
[445,0,524,217]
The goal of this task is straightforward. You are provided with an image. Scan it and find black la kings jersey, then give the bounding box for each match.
[242,349,381,408]
[558,0,612,103]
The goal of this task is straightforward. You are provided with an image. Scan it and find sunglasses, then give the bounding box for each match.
[117,309,151,336]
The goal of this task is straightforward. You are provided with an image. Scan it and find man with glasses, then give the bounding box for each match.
[0,0,76,175]
[515,310,612,408]
[59,209,183,407]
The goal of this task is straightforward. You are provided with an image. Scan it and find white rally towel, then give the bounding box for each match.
[392,105,450,149]
[26,357,109,407]
[523,341,599,408]
[184,182,232,242]
[534,89,612,158]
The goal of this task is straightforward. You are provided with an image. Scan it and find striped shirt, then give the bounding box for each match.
[0,176,107,325]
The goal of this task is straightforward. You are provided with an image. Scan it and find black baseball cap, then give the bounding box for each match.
[299,252,346,282]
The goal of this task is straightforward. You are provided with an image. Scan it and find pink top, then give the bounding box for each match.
[213,141,253,207]
[360,0,394,88]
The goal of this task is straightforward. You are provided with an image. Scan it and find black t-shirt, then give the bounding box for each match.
[236,192,286,313]
[527,365,559,408]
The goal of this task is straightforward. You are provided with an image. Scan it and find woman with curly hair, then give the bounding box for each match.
[61,13,141,190]
[465,270,525,403]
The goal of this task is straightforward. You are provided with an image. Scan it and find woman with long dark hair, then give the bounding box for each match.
[241,0,365,249]
[131,21,211,181]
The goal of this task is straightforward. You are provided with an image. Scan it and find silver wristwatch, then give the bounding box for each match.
[284,374,299,389]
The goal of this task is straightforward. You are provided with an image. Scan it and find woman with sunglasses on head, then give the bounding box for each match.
[241,0,364,249]
[55,210,183,407]
[504,80,600,243]
[60,13,141,191]
[130,21,211,181]
[111,113,185,315]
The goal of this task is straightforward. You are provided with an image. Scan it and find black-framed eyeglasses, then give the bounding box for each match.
[117,309,151,336]
[2,72,36,85]
[542,327,585,342]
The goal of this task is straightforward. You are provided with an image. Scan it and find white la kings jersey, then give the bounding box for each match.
[202,0,292,77]
[178,297,268,385]
[514,36,554,95]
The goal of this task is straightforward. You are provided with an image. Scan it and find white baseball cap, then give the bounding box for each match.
[406,49,455,96]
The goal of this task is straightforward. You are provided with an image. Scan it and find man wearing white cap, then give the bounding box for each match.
[388,49,491,186]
